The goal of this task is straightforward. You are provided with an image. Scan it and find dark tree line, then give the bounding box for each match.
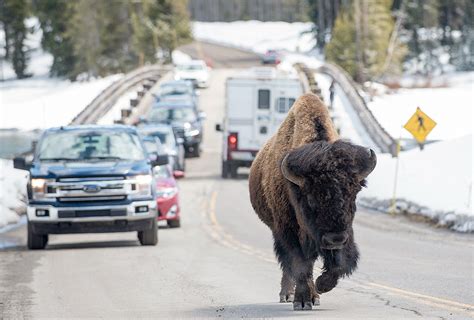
[1,0,192,80]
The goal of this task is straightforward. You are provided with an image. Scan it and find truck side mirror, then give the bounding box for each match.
[13,157,30,170]
[215,123,222,132]
[173,170,185,179]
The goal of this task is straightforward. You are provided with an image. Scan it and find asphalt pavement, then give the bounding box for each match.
[0,43,473,319]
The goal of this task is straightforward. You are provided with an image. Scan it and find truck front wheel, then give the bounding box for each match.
[138,218,158,246]
[27,223,48,250]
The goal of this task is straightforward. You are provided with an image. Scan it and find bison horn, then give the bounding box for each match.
[281,154,305,187]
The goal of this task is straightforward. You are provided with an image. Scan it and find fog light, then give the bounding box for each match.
[135,205,149,213]
[36,209,49,217]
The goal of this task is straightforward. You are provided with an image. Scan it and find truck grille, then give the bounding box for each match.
[48,176,129,203]
[58,209,127,218]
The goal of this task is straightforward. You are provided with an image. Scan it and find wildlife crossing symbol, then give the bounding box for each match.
[403,107,437,143]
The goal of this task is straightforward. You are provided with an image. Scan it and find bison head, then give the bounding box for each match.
[281,140,376,251]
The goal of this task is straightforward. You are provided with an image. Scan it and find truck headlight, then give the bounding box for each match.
[129,174,153,197]
[157,187,178,199]
[31,178,56,201]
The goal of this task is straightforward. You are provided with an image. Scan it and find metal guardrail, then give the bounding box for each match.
[317,62,396,155]
[70,65,171,125]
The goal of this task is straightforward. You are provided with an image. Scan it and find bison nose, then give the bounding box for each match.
[321,232,349,249]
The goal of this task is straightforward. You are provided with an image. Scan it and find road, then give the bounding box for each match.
[1,43,473,319]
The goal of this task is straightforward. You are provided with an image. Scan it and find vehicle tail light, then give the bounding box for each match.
[228,133,238,150]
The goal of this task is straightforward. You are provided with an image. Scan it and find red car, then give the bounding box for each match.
[154,165,184,228]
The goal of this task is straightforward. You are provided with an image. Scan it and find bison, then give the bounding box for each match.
[249,93,376,310]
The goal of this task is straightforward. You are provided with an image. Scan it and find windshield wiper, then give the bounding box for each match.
[39,157,81,161]
[82,156,124,160]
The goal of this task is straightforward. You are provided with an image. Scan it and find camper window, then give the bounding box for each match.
[258,89,270,109]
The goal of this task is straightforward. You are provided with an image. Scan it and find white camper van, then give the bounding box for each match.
[216,67,303,178]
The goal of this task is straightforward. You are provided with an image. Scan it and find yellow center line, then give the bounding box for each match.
[205,190,474,316]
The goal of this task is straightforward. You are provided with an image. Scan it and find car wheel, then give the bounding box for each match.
[167,219,181,228]
[27,222,48,250]
[138,218,158,246]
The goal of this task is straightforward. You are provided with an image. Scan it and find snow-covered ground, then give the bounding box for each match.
[0,18,123,130]
[360,135,473,231]
[367,76,474,141]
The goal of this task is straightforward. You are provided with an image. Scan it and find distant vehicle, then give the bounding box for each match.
[261,50,281,65]
[174,60,210,88]
[158,80,196,97]
[159,94,198,111]
[13,125,168,249]
[138,124,186,172]
[156,80,199,106]
[216,67,302,178]
[154,165,182,228]
[147,104,206,157]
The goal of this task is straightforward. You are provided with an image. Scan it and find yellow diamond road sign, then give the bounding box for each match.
[403,107,437,143]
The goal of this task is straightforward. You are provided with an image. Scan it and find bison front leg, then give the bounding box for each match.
[279,270,295,303]
[292,260,319,310]
[316,240,359,294]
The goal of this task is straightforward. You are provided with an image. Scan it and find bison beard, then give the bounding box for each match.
[249,93,376,311]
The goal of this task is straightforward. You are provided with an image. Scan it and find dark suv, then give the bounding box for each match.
[13,125,168,249]
[146,103,206,157]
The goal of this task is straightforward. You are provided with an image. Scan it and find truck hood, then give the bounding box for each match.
[31,160,150,179]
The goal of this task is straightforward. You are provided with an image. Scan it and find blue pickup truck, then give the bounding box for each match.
[13,125,167,249]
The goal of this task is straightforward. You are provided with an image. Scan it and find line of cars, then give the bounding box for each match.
[13,60,210,249]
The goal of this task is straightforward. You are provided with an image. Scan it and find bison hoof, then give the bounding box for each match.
[279,294,295,303]
[293,301,313,311]
[313,297,320,306]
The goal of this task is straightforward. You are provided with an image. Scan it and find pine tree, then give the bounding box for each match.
[32,0,76,78]
[325,0,404,82]
[0,0,30,79]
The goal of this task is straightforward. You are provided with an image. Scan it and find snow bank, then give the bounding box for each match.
[368,80,473,141]
[0,74,123,130]
[360,135,473,232]
[193,21,315,54]
[0,159,28,228]
[0,17,124,131]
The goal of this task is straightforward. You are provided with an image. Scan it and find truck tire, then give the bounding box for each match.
[138,218,158,246]
[167,219,181,228]
[230,163,238,179]
[27,223,48,250]
[222,160,229,178]
[191,144,201,157]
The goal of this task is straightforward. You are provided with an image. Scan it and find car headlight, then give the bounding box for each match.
[129,174,153,197]
[31,178,56,201]
[157,187,178,199]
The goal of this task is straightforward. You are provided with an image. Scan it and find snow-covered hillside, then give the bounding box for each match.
[0,160,27,228]
[0,18,123,131]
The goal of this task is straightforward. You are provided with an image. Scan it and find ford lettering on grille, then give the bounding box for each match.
[83,184,101,193]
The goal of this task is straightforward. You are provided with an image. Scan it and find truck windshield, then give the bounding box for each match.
[148,107,196,123]
[38,130,146,161]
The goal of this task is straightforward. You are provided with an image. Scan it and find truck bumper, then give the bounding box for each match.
[27,200,157,234]
[30,217,155,234]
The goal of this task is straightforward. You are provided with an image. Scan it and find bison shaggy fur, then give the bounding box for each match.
[249,93,376,310]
